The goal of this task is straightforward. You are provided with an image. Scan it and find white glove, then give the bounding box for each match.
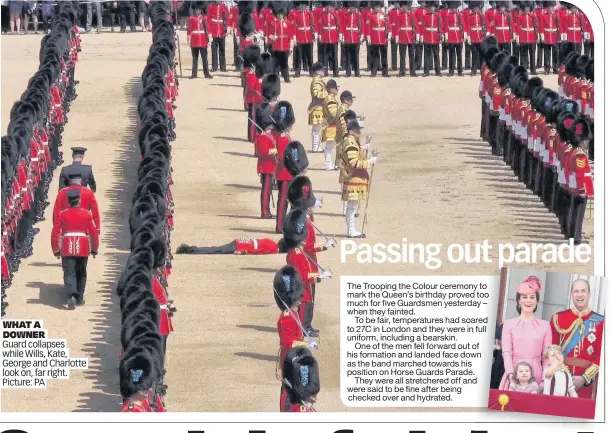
[466,35,471,44]
[314,197,323,208]
[325,237,337,249]
[314,33,319,41]
[363,142,371,150]
[367,36,371,44]
[339,33,344,42]
[320,270,333,280]
[561,33,567,41]
[368,156,378,165]
[306,338,319,349]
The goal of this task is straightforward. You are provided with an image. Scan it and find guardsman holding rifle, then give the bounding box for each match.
[51,189,99,309]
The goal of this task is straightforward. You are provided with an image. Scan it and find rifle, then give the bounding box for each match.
[173,9,183,77]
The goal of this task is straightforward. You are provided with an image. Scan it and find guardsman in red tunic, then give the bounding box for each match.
[318,1,341,77]
[393,1,417,77]
[465,1,485,75]
[551,279,603,399]
[260,1,275,52]
[517,1,538,74]
[439,1,449,71]
[281,347,320,412]
[272,102,296,234]
[52,170,100,231]
[187,7,212,79]
[51,189,99,309]
[176,238,280,255]
[269,3,295,83]
[442,1,463,76]
[313,2,324,63]
[388,1,401,71]
[243,45,262,139]
[341,2,362,77]
[491,1,513,53]
[566,119,592,243]
[207,0,230,72]
[534,0,545,69]
[537,1,560,74]
[290,1,315,77]
[461,1,473,69]
[367,1,389,77]
[253,103,277,218]
[582,12,593,57]
[238,12,259,83]
[361,1,375,71]
[421,1,441,76]
[337,2,349,72]
[560,3,583,54]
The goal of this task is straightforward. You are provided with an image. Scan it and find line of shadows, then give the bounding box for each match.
[74,77,142,412]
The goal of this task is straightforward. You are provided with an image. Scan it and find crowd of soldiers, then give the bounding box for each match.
[183,0,593,80]
[479,35,594,244]
[1,2,81,318]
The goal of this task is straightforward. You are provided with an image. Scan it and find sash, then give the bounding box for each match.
[563,312,604,355]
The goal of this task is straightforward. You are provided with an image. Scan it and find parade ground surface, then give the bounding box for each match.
[1,32,594,412]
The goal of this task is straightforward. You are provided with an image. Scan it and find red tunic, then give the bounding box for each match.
[421,10,440,44]
[341,10,361,44]
[367,11,388,45]
[152,274,173,336]
[270,18,295,51]
[187,15,209,47]
[491,11,512,44]
[319,9,340,44]
[290,8,315,44]
[244,69,259,106]
[561,11,582,44]
[278,310,303,365]
[234,238,278,254]
[538,9,560,45]
[582,13,593,42]
[255,130,277,174]
[273,131,293,182]
[442,9,463,44]
[52,185,101,229]
[517,12,537,44]
[361,7,374,37]
[51,207,99,257]
[207,3,229,38]
[569,148,593,197]
[466,11,485,44]
[551,308,602,398]
[286,248,316,307]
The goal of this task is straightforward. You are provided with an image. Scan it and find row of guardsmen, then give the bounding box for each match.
[1,15,81,315]
[190,1,594,79]
[479,36,594,245]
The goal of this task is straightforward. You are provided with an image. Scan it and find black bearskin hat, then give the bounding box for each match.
[282,208,308,249]
[255,102,275,130]
[271,101,295,132]
[262,74,281,100]
[570,117,592,145]
[564,50,580,75]
[497,63,514,87]
[243,44,261,69]
[238,12,256,37]
[556,111,576,142]
[524,76,543,100]
[575,55,590,78]
[256,52,275,78]
[119,345,161,398]
[272,0,289,15]
[284,141,309,177]
[273,265,305,310]
[558,98,579,116]
[489,51,507,73]
[288,175,316,210]
[282,347,320,405]
[238,0,257,15]
[483,46,500,68]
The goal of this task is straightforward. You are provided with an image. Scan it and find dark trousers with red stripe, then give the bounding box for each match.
[275,180,290,233]
[260,173,273,218]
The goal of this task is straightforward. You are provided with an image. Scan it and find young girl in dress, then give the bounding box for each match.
[509,361,539,393]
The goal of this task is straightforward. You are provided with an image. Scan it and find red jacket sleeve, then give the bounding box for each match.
[88,214,100,251]
[51,215,61,253]
[187,16,193,36]
[90,191,101,231]
[52,189,63,226]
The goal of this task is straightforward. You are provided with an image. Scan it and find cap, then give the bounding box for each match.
[340,90,355,101]
[71,146,87,155]
[326,79,339,90]
[516,276,542,295]
[347,120,362,131]
[66,189,81,199]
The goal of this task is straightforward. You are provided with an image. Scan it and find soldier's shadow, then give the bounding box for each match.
[25,281,67,310]
[234,351,278,363]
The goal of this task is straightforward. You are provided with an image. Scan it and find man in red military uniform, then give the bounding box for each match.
[254,102,277,218]
[207,0,229,72]
[439,1,449,71]
[442,1,463,76]
[538,1,560,75]
[341,1,363,77]
[560,3,583,55]
[461,1,473,69]
[269,3,295,83]
[510,0,521,60]
[421,1,441,77]
[51,189,99,309]
[272,101,296,234]
[313,2,325,63]
[337,2,349,72]
[517,1,538,74]
[551,279,603,399]
[290,0,315,77]
[393,1,417,77]
[361,1,375,71]
[490,1,512,54]
[534,0,545,69]
[388,1,401,71]
[566,119,593,244]
[187,7,212,79]
[175,238,279,255]
[318,1,341,77]
[52,170,100,232]
[465,1,486,76]
[367,1,389,77]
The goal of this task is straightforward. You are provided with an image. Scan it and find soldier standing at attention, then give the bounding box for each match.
[367,1,390,77]
[442,1,464,76]
[207,0,230,72]
[59,147,96,192]
[51,189,99,309]
[187,6,213,79]
[393,0,418,77]
[322,79,340,171]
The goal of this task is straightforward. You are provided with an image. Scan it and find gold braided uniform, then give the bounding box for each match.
[307,77,327,125]
[341,133,371,201]
[321,93,339,142]
[334,102,351,176]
